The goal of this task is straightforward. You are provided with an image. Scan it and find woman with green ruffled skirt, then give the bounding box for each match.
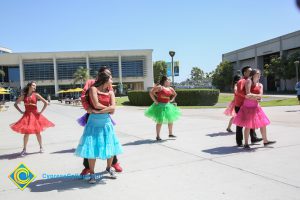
[145,76,181,141]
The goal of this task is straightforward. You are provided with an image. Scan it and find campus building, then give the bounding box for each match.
[0,49,153,97]
[222,30,300,91]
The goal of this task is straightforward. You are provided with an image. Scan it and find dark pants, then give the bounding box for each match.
[235,106,258,145]
[83,156,118,169]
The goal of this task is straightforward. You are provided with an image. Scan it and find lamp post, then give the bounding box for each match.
[295,60,299,83]
[169,51,175,86]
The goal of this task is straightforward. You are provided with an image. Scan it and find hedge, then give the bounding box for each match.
[128,89,220,106]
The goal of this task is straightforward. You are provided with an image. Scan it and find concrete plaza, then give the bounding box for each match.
[0,101,299,200]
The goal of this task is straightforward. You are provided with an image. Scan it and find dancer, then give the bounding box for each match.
[234,66,262,146]
[78,67,122,176]
[224,75,241,132]
[10,81,54,156]
[233,69,276,149]
[145,76,181,141]
[75,72,123,183]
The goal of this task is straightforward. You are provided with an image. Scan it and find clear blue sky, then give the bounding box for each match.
[1,0,300,82]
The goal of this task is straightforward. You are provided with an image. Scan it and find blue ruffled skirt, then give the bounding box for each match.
[74,113,123,159]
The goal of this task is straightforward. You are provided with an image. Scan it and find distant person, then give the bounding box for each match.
[295,81,300,104]
[10,82,54,156]
[47,94,51,103]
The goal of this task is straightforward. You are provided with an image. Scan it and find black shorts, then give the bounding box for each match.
[298,95,300,101]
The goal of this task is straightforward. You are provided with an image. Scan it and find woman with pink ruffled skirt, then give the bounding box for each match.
[233,69,276,149]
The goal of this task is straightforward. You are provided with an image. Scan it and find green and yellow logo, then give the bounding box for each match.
[8,163,36,190]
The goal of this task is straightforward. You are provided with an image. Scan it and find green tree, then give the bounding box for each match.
[266,53,299,90]
[211,61,233,91]
[190,67,205,86]
[153,61,167,84]
[73,66,89,87]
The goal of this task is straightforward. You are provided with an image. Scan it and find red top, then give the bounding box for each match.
[97,93,111,107]
[251,83,261,94]
[234,77,247,107]
[81,79,113,110]
[157,87,173,103]
[24,93,38,112]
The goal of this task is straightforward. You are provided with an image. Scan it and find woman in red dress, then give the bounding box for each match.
[10,82,54,156]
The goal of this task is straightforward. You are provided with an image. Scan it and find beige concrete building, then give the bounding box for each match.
[223,30,300,91]
[0,49,153,97]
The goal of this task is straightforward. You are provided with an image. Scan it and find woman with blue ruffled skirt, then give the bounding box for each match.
[75,72,123,183]
[145,76,181,141]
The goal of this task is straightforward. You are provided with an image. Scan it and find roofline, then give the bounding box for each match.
[223,30,300,56]
[4,49,153,56]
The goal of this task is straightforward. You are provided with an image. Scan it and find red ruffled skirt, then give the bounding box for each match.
[10,108,54,134]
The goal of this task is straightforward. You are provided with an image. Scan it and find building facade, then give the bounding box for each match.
[0,49,153,97]
[222,30,300,91]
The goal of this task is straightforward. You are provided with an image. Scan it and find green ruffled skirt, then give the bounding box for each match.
[145,102,181,124]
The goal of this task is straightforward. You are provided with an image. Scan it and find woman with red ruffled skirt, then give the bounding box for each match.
[10,82,54,156]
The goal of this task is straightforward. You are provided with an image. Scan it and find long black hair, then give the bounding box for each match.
[159,76,168,86]
[22,81,36,97]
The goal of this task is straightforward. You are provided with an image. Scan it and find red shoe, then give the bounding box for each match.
[112,163,123,172]
[80,168,90,176]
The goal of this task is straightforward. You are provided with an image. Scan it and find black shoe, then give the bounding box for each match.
[168,134,177,138]
[244,144,251,149]
[264,141,276,146]
[156,136,162,141]
[251,138,263,144]
[237,143,243,147]
[226,128,233,133]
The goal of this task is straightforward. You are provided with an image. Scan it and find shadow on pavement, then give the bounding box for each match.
[206,132,235,137]
[0,151,40,160]
[28,172,109,192]
[202,146,258,155]
[123,139,166,146]
[51,148,76,154]
[285,110,300,112]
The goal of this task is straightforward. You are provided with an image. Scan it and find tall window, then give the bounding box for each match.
[24,59,54,81]
[57,58,86,80]
[89,57,119,78]
[121,56,145,77]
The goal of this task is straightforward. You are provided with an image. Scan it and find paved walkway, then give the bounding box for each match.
[1,102,300,200]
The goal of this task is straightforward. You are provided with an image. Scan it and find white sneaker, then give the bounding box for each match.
[106,167,117,179]
[88,174,96,184]
[20,149,26,157]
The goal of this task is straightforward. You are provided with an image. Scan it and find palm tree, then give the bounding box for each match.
[73,66,89,88]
